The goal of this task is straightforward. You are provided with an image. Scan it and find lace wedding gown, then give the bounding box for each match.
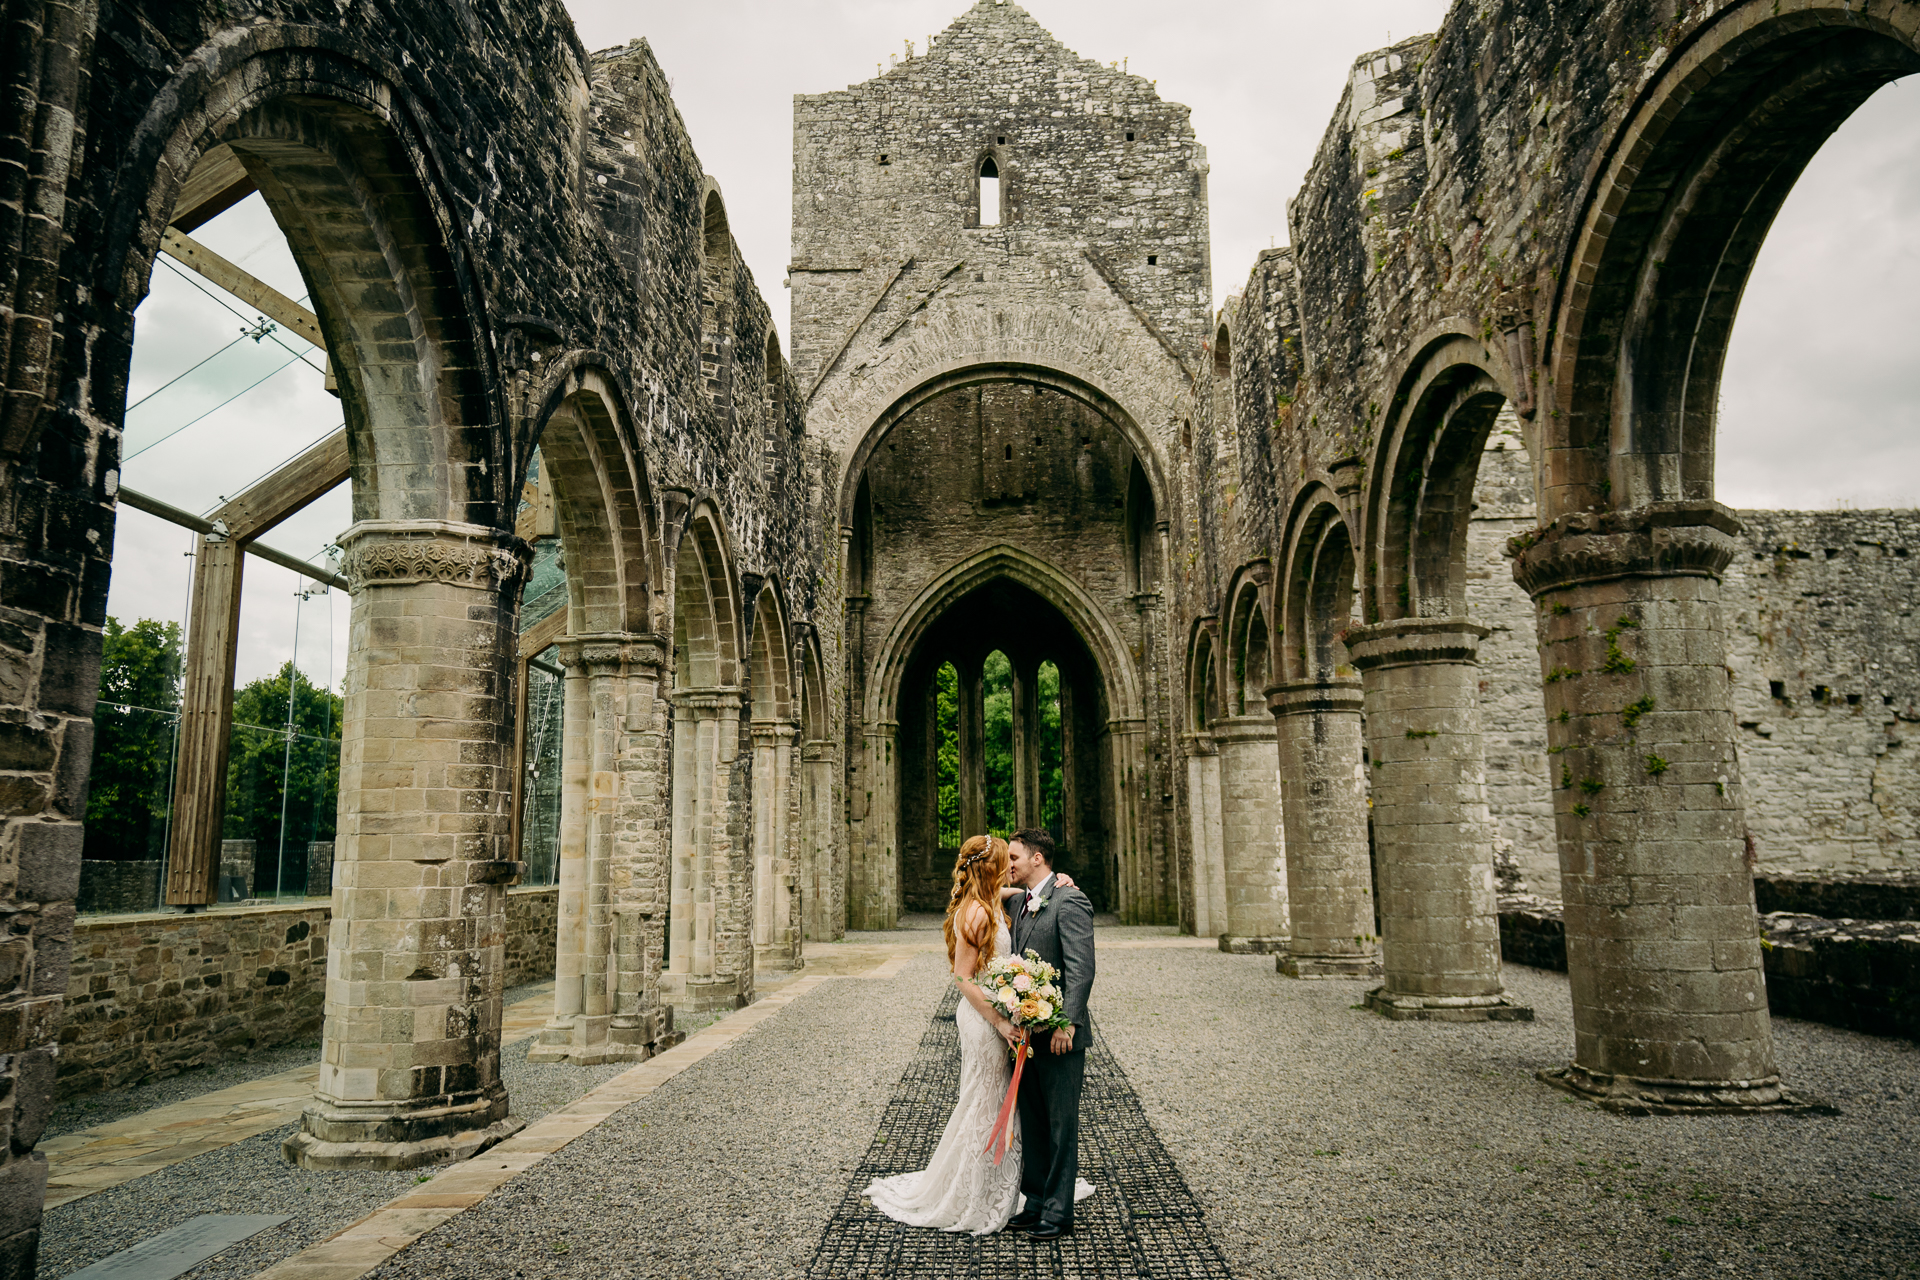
[865,920,1091,1236]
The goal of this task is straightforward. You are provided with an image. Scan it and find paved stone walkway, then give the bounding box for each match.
[39,984,559,1209]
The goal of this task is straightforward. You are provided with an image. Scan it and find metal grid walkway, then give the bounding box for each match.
[806,987,1235,1278]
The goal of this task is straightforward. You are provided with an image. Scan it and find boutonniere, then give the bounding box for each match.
[1033,896,1050,912]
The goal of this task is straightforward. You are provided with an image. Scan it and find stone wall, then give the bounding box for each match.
[74,861,159,916]
[1726,511,1920,875]
[57,888,561,1101]
[58,903,332,1101]
[1497,895,1920,1043]
[1461,499,1920,892]
[504,887,560,990]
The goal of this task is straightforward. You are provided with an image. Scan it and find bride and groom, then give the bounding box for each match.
[865,828,1097,1238]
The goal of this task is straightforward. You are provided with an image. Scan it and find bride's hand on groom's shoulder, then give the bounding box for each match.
[1054,873,1076,890]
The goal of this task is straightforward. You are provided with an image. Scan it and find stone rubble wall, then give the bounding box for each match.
[56,887,559,1103]
[1496,894,1920,1043]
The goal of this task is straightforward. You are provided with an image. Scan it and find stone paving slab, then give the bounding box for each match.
[66,1215,293,1280]
[43,983,558,1209]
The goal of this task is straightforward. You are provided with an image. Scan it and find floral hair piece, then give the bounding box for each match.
[959,834,993,871]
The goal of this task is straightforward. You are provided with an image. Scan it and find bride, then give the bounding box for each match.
[864,834,1089,1235]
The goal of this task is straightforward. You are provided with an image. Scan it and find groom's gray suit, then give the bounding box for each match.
[1010,871,1095,1227]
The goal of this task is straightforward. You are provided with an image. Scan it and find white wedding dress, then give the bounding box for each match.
[864,920,1092,1236]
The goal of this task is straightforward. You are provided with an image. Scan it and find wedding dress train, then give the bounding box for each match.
[864,921,1092,1236]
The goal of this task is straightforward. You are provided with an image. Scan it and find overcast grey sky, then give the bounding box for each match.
[104,1,1918,686]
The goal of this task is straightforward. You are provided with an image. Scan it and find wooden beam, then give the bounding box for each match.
[214,428,351,543]
[166,536,244,905]
[161,227,324,348]
[170,144,256,233]
[116,485,349,592]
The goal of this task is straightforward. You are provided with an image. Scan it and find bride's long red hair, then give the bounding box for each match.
[943,834,1008,969]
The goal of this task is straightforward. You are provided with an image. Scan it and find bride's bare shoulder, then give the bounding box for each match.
[953,898,993,932]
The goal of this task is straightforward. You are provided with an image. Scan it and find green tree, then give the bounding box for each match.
[83,617,184,861]
[935,661,960,846]
[225,662,343,894]
[983,649,1014,831]
[1037,660,1063,835]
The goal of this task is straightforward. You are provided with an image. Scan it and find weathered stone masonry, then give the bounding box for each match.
[1174,0,1920,1112]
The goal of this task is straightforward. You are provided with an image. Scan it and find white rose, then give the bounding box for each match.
[998,988,1018,1008]
[1032,999,1055,1022]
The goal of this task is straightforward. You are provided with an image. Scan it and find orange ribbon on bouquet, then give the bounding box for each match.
[983,1029,1028,1165]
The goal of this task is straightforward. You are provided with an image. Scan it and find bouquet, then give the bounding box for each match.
[974,950,1072,1164]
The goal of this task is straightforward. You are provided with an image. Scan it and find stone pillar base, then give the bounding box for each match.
[754,942,803,971]
[1219,935,1288,955]
[1278,953,1381,980]
[661,973,747,1016]
[1365,988,1533,1022]
[283,1094,525,1171]
[612,1006,683,1055]
[1538,1064,1834,1116]
[527,1014,654,1065]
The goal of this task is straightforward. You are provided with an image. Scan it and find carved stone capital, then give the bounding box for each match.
[1211,714,1280,746]
[750,720,800,745]
[1180,730,1218,758]
[556,632,668,675]
[670,685,743,715]
[1344,617,1490,671]
[1264,678,1364,719]
[338,521,529,593]
[801,739,837,762]
[1506,502,1741,599]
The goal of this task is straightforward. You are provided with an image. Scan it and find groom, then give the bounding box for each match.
[1004,828,1094,1239]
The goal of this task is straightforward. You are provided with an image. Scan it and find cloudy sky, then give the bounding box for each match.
[106,0,1918,690]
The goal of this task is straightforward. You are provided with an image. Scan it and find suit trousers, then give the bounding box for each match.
[1016,1035,1086,1225]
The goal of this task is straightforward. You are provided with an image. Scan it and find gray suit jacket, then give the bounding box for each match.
[1010,875,1095,1040]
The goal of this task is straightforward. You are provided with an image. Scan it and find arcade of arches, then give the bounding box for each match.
[0,0,1916,1273]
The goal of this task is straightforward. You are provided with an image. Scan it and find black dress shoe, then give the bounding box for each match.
[1006,1209,1044,1231]
[1027,1221,1073,1240]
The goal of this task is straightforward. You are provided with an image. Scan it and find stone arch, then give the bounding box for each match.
[525,357,661,637]
[1278,485,1358,683]
[1222,563,1273,717]
[95,40,501,521]
[664,497,747,1012]
[747,578,800,968]
[1547,2,1920,517]
[812,304,1181,521]
[94,34,535,1167]
[1362,328,1512,625]
[671,500,744,690]
[867,545,1140,728]
[1185,619,1220,731]
[698,183,736,414]
[834,359,1171,536]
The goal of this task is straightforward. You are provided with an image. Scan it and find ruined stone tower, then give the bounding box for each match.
[794,1,1216,928]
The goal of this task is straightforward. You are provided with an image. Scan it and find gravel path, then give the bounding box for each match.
[370,955,954,1280]
[1097,948,1920,1279]
[37,1022,633,1280]
[39,938,1917,1279]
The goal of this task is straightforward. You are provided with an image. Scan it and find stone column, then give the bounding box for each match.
[800,737,838,940]
[533,636,660,1064]
[1266,680,1380,979]
[287,521,528,1170]
[1108,717,1154,923]
[1212,715,1290,954]
[1012,654,1040,827]
[1346,619,1528,1021]
[1181,732,1226,937]
[1510,504,1808,1112]
[664,688,744,1015]
[851,718,898,930]
[956,656,987,837]
[608,635,677,1059]
[752,720,801,969]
